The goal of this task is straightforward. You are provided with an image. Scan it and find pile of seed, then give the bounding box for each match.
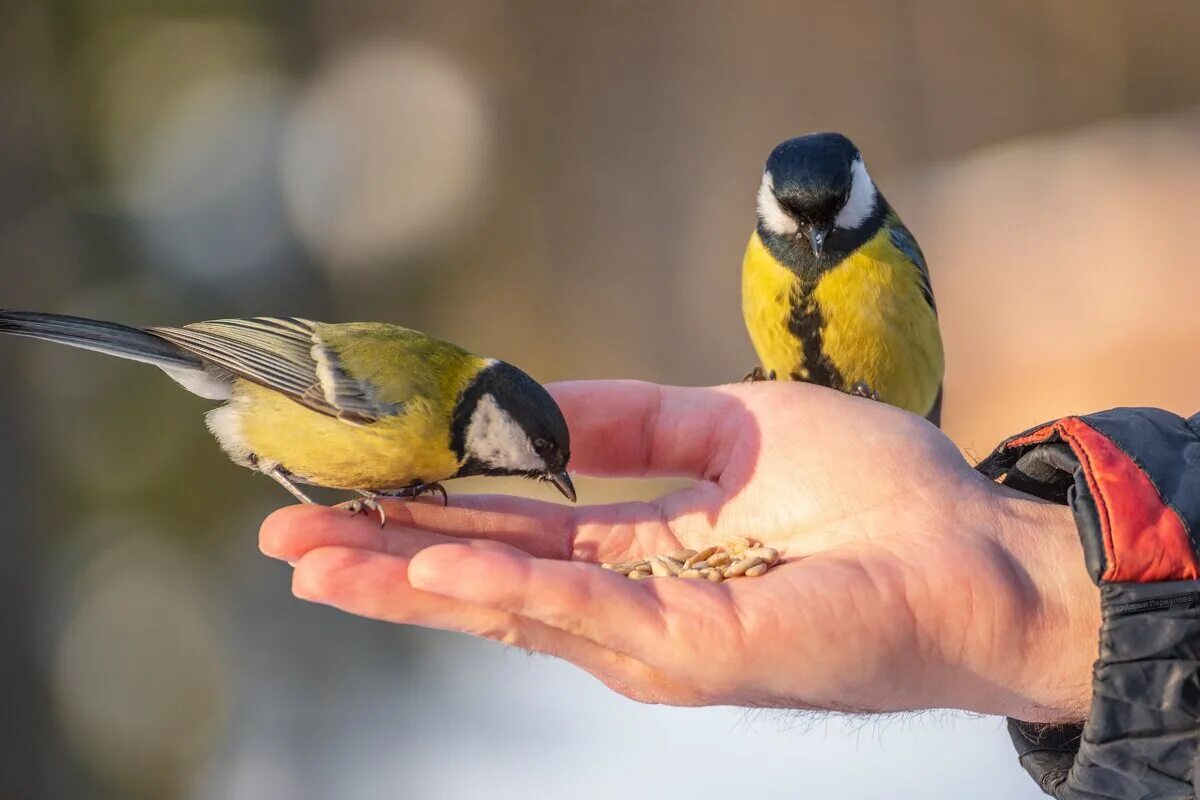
[600,537,780,583]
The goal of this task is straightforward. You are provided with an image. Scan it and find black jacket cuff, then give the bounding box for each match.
[977,409,1200,799]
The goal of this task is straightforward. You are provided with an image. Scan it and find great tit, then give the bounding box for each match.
[741,133,944,424]
[0,312,575,519]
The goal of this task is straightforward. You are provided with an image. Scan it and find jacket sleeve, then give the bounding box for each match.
[975,408,1200,799]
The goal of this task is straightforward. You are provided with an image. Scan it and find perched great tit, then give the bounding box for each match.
[741,133,944,424]
[0,312,575,519]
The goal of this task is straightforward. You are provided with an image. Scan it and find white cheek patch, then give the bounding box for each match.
[465,393,543,472]
[833,157,877,231]
[756,171,798,235]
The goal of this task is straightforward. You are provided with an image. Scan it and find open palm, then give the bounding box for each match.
[260,381,1093,721]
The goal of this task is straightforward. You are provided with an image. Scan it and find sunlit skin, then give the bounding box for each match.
[260,381,1099,723]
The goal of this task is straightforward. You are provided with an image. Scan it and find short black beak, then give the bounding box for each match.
[547,470,576,503]
[806,225,829,258]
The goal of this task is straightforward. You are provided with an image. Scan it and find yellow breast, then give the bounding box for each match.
[742,232,806,380]
[741,229,944,417]
[233,381,461,490]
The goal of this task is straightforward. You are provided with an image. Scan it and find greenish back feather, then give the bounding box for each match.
[314,322,485,417]
[152,317,486,426]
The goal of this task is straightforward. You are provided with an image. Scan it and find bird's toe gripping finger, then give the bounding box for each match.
[849,381,881,401]
[742,366,775,383]
[346,497,387,528]
[426,483,449,507]
[387,482,449,506]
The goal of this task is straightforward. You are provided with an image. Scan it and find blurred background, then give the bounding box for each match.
[2,1,1199,797]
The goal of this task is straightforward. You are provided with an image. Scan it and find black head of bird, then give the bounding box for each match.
[450,360,575,501]
[756,132,879,261]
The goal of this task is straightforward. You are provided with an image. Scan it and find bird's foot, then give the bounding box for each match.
[742,366,776,383]
[849,381,881,401]
[347,483,449,525]
[387,482,449,507]
[345,496,387,527]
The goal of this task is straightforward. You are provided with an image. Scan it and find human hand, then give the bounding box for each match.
[259,381,1099,723]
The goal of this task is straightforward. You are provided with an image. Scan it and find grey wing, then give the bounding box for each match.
[150,317,397,424]
[887,219,936,314]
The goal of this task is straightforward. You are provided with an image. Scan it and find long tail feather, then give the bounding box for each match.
[0,310,199,368]
[0,310,231,399]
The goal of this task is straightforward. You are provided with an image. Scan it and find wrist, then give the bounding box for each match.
[971,486,1099,722]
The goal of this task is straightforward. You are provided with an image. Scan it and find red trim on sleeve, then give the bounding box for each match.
[1003,424,1059,450]
[1056,418,1199,583]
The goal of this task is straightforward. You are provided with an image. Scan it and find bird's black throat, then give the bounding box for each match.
[758,194,890,281]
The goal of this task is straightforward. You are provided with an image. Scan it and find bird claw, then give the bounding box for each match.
[849,381,881,401]
[422,483,450,506]
[742,366,776,383]
[381,482,448,506]
[346,497,387,527]
[347,483,449,525]
[388,482,449,506]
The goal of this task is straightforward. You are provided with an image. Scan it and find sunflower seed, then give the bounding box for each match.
[707,552,732,568]
[683,546,718,569]
[604,542,777,583]
[726,536,759,555]
[723,556,764,578]
[742,547,780,566]
[654,555,683,576]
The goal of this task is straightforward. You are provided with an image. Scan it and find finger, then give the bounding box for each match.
[382,494,577,559]
[260,500,580,563]
[293,545,492,626]
[440,494,694,562]
[261,505,399,561]
[292,546,681,700]
[408,541,670,656]
[261,492,702,566]
[547,381,744,480]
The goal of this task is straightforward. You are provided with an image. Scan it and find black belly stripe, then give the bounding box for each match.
[786,280,845,390]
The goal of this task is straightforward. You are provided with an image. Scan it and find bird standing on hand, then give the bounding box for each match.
[741,133,944,424]
[0,312,575,522]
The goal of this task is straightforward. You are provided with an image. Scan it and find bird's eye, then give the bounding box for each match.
[533,438,550,454]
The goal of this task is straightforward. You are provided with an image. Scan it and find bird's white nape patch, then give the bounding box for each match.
[756,171,799,235]
[465,393,544,472]
[833,157,877,231]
